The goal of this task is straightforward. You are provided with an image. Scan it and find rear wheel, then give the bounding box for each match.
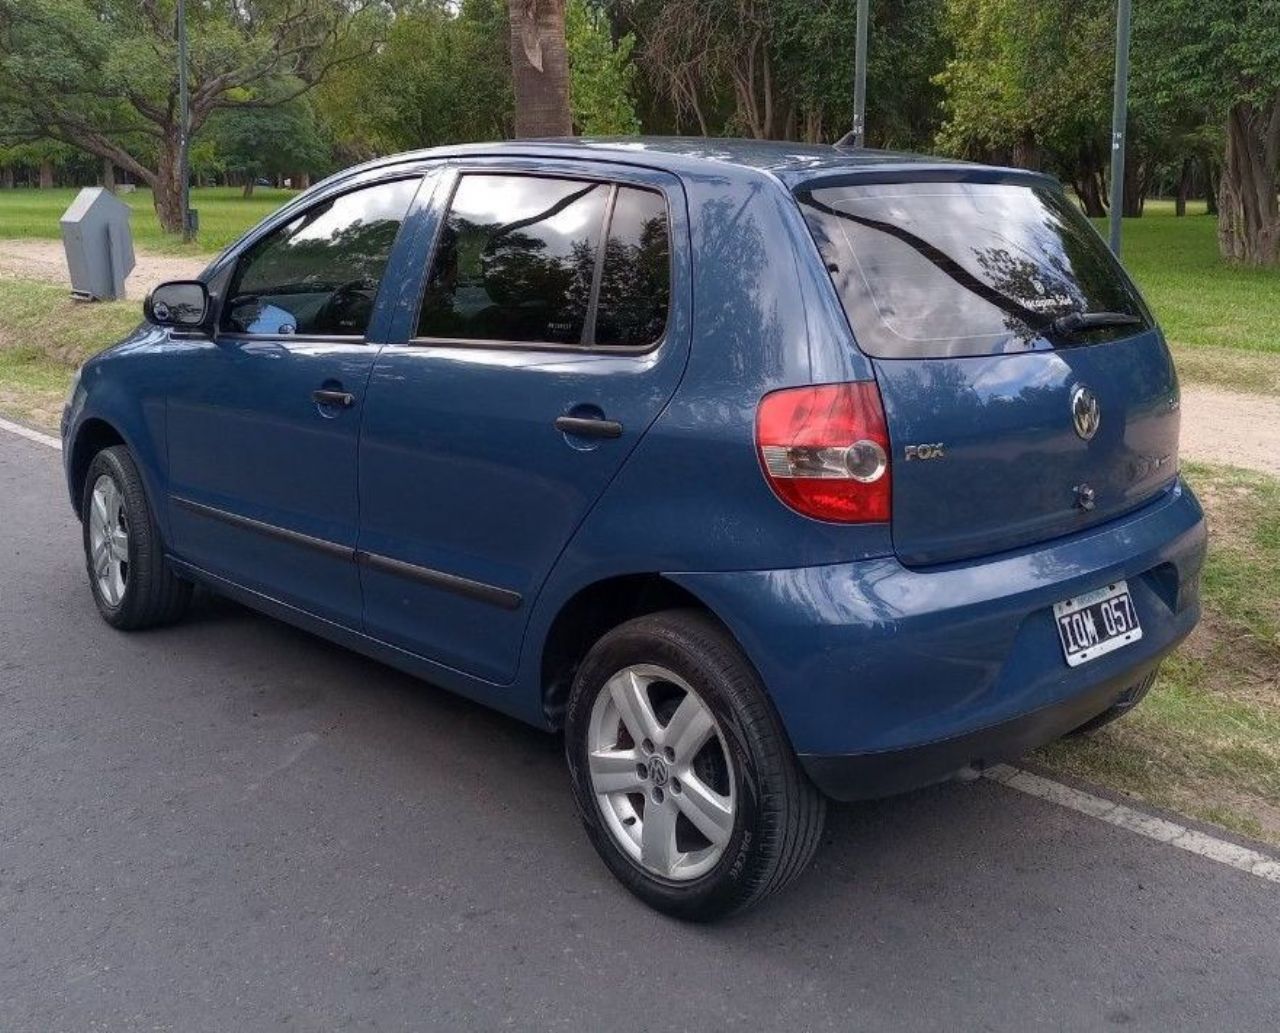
[81,446,192,630]
[565,610,825,920]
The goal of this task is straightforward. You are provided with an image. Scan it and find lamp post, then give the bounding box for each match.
[851,0,869,147]
[1108,0,1132,255]
[177,0,193,242]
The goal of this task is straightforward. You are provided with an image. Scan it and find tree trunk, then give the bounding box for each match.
[507,0,572,138]
[1071,142,1108,217]
[1175,156,1193,216]
[152,136,185,235]
[1075,175,1107,217]
[38,160,54,188]
[1122,157,1147,218]
[243,176,255,199]
[803,108,824,144]
[101,158,116,193]
[1217,99,1280,266]
[1012,129,1039,171]
[1,167,13,189]
[1204,156,1219,216]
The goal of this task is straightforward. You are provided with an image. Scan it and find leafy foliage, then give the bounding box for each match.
[567,0,640,135]
[318,0,513,157]
[0,0,386,228]
[1,0,1277,263]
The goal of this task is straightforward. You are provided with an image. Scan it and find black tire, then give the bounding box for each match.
[1068,665,1160,736]
[81,445,192,630]
[565,609,826,921]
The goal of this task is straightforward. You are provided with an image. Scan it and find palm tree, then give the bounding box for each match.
[506,0,573,137]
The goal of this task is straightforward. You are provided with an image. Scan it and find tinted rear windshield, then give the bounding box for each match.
[796,180,1151,359]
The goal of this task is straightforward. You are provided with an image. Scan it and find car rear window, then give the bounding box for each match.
[795,180,1150,359]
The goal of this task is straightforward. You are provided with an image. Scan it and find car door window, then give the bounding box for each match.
[222,178,419,338]
[593,186,671,348]
[417,174,610,345]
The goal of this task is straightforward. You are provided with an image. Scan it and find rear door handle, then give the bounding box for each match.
[313,389,356,408]
[555,415,623,439]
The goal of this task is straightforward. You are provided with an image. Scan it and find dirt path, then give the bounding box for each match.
[0,238,210,300]
[1179,385,1280,477]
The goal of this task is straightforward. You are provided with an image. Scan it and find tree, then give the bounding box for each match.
[566,0,640,135]
[507,0,573,136]
[772,0,947,147]
[0,0,385,233]
[632,0,787,139]
[209,101,330,196]
[934,0,1115,205]
[620,0,945,145]
[1136,0,1280,265]
[317,0,514,157]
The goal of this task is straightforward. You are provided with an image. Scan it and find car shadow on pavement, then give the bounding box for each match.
[170,587,1249,946]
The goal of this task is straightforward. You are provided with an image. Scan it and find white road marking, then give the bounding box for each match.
[1,417,1277,885]
[986,764,1280,884]
[0,416,61,450]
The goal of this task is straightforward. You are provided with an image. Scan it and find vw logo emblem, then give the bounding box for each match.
[1071,385,1100,441]
[647,756,669,787]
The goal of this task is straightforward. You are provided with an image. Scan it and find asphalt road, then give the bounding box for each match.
[2,431,1277,1033]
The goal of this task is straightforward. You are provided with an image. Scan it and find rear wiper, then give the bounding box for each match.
[1048,311,1143,337]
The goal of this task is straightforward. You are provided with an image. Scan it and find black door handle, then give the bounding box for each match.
[313,389,355,408]
[555,415,623,439]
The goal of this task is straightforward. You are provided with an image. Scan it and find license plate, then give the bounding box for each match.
[1053,580,1142,667]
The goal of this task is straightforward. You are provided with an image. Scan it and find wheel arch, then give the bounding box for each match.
[68,417,127,514]
[540,572,746,730]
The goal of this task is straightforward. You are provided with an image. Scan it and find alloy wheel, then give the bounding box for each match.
[88,474,129,607]
[586,664,736,881]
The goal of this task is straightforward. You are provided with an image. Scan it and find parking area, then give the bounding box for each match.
[2,430,1278,1032]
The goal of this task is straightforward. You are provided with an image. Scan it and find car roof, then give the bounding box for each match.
[349,136,1049,190]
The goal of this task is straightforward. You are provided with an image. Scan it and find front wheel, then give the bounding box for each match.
[565,610,826,920]
[81,446,192,630]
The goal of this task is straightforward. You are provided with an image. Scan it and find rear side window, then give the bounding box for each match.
[418,175,607,345]
[595,187,671,348]
[222,178,418,337]
[796,181,1150,359]
[416,174,670,349]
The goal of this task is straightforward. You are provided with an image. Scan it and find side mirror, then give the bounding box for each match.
[144,280,209,329]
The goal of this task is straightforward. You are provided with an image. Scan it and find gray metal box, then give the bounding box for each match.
[60,187,136,301]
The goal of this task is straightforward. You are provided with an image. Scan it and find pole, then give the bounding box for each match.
[1108,0,1131,255]
[852,0,869,147]
[177,0,192,242]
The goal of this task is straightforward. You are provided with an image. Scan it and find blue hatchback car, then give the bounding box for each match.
[63,139,1206,919]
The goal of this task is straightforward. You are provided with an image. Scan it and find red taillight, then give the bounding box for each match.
[755,381,892,523]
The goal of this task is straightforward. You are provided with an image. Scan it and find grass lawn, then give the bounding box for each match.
[1038,461,1280,845]
[1102,201,1280,356]
[0,278,137,428]
[0,185,295,254]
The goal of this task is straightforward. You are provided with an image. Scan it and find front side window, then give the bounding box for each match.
[222,178,418,337]
[417,174,670,348]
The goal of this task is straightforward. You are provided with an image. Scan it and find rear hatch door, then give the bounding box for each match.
[797,175,1180,567]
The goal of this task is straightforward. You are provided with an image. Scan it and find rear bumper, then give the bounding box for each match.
[798,662,1163,800]
[669,478,1206,802]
